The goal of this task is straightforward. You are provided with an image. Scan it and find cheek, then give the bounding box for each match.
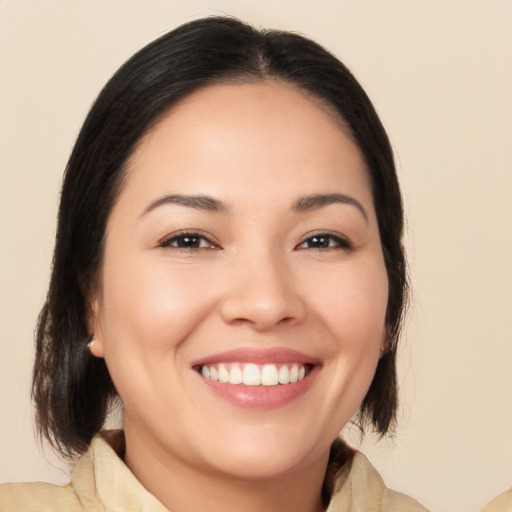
[98,259,218,355]
[96,261,221,411]
[312,262,389,349]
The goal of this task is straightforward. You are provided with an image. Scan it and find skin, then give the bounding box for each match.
[90,81,389,512]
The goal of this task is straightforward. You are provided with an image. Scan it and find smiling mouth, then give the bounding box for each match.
[194,363,314,387]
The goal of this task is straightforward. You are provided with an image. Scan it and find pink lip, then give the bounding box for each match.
[197,365,320,409]
[191,348,321,409]
[190,347,321,367]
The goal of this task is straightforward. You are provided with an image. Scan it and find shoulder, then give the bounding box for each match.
[0,431,166,512]
[351,451,430,511]
[481,487,512,512]
[327,443,430,512]
[0,434,109,512]
[0,481,88,512]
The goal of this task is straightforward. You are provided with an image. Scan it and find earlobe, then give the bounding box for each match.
[380,326,391,359]
[87,297,105,358]
[87,338,105,358]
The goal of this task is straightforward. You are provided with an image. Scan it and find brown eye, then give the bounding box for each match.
[159,232,217,250]
[303,235,331,249]
[297,233,353,250]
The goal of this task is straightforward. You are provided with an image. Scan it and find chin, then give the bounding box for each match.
[199,426,325,481]
[210,449,309,481]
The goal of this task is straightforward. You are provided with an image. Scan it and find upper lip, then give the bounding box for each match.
[190,347,322,367]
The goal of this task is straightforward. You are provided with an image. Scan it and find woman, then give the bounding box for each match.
[0,17,428,511]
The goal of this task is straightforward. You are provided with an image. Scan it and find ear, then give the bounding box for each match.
[380,325,391,358]
[87,296,105,358]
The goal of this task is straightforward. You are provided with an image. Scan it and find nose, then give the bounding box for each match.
[219,249,307,331]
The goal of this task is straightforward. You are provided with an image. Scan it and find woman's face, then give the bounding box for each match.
[90,82,388,480]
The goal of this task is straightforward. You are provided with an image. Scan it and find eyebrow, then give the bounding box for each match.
[141,192,368,221]
[292,193,368,222]
[142,194,228,216]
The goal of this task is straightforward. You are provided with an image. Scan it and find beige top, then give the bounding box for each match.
[481,487,512,512]
[0,431,428,512]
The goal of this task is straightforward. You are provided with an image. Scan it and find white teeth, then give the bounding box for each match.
[229,364,243,384]
[200,363,309,386]
[289,364,299,383]
[218,364,229,383]
[243,363,261,386]
[278,365,290,384]
[261,364,279,386]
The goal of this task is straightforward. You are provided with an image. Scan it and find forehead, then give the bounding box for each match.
[121,81,372,210]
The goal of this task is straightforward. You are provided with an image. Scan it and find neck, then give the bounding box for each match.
[123,426,329,512]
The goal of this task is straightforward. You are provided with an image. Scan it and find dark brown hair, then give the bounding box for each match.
[33,16,408,458]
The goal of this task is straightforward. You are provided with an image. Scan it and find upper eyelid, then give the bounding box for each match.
[158,230,219,248]
[296,231,354,249]
[298,230,352,242]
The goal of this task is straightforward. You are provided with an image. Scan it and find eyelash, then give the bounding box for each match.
[158,231,219,251]
[296,232,354,251]
[159,231,353,252]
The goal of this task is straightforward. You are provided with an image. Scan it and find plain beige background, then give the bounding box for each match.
[1,1,511,511]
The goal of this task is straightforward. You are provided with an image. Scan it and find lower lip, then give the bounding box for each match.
[197,366,319,409]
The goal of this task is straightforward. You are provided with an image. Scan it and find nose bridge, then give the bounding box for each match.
[220,243,305,329]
